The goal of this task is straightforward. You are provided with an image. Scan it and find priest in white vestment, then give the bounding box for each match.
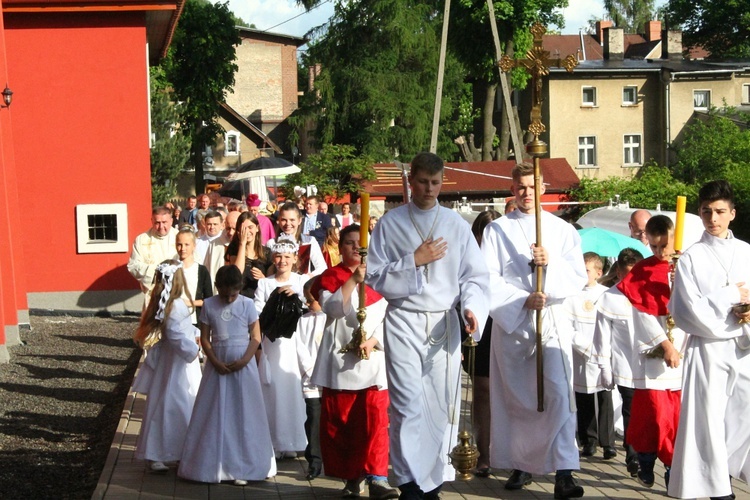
[127,206,178,307]
[668,180,750,500]
[481,163,587,499]
[366,152,489,500]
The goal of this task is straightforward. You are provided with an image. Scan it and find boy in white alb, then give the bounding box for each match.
[566,252,616,460]
[669,180,750,500]
[366,152,489,500]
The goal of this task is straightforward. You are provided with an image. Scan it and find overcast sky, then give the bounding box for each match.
[223,0,668,39]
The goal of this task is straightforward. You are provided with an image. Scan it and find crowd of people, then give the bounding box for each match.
[126,153,749,500]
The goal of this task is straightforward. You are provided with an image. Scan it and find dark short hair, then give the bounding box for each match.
[204,210,223,222]
[699,180,734,208]
[645,214,674,237]
[339,224,360,248]
[410,152,444,177]
[215,265,242,290]
[471,210,501,245]
[617,247,644,268]
[279,201,301,216]
[306,195,320,204]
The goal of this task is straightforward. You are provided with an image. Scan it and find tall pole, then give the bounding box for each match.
[485,0,524,159]
[499,23,578,411]
[429,0,451,153]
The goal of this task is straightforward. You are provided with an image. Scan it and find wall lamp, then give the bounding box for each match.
[2,85,13,108]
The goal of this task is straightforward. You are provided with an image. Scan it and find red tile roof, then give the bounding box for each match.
[363,158,580,198]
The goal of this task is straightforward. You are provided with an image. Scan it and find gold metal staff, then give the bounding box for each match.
[499,22,578,412]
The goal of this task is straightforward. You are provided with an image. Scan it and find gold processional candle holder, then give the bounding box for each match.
[338,247,371,360]
[449,336,480,480]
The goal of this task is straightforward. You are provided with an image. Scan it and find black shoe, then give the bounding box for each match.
[554,475,584,499]
[581,443,597,457]
[626,457,639,477]
[398,481,423,500]
[637,469,655,488]
[505,469,532,490]
[603,446,617,460]
[305,465,321,480]
[664,466,670,489]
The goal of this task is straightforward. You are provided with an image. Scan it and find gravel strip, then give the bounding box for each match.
[0,315,141,499]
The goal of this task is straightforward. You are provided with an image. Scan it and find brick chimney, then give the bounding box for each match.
[604,27,625,60]
[662,30,683,60]
[645,20,661,42]
[596,20,613,43]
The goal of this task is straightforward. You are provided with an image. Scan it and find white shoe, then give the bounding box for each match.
[283,451,298,458]
[150,461,169,472]
[234,479,248,486]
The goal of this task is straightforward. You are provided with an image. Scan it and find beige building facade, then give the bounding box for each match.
[536,24,750,180]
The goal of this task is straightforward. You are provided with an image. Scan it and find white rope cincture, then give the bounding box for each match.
[154,261,183,321]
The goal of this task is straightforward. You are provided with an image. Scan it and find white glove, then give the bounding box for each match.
[600,367,614,390]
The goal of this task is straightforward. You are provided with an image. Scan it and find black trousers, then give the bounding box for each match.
[617,385,637,465]
[304,397,322,469]
[575,390,615,448]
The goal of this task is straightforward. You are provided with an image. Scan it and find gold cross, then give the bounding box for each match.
[498,23,577,141]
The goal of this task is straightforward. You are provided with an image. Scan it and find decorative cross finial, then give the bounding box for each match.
[499,23,578,143]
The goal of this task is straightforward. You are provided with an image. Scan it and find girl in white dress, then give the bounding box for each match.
[254,236,308,458]
[132,260,202,473]
[178,265,276,485]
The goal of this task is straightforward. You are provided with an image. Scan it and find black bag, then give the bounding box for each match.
[259,288,304,342]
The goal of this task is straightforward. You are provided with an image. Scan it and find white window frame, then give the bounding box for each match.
[693,89,711,110]
[623,134,642,167]
[75,204,129,253]
[742,84,750,105]
[622,86,638,106]
[582,86,597,107]
[224,131,240,156]
[578,136,597,168]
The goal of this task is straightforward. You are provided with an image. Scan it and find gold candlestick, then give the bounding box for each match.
[339,248,372,360]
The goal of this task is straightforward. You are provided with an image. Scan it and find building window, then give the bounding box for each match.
[623,134,642,166]
[622,86,638,105]
[224,131,240,156]
[582,86,597,106]
[693,90,711,110]
[76,204,129,253]
[578,136,597,167]
[743,84,750,104]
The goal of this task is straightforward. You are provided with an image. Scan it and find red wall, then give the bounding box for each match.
[5,11,152,292]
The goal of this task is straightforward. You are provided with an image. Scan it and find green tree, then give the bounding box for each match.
[450,0,566,160]
[667,0,750,58]
[602,0,655,33]
[671,111,750,184]
[281,144,376,200]
[293,0,469,161]
[570,164,697,215]
[163,0,241,194]
[150,68,191,205]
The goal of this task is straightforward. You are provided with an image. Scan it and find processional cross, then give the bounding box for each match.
[498,23,577,412]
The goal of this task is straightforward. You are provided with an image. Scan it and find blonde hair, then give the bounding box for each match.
[133,259,193,348]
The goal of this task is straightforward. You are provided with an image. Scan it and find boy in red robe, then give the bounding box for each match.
[616,214,686,490]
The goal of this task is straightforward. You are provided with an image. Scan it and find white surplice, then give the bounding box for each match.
[668,231,750,499]
[127,227,178,303]
[254,274,308,453]
[366,202,489,493]
[295,310,326,399]
[566,283,609,393]
[311,288,388,391]
[133,300,201,463]
[481,209,586,475]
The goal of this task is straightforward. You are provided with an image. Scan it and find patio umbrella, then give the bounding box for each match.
[217,177,268,201]
[226,156,300,181]
[577,227,652,258]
